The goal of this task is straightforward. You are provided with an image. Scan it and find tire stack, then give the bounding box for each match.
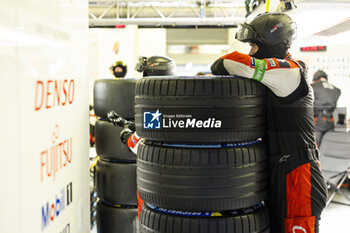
[134,76,270,233]
[94,79,139,233]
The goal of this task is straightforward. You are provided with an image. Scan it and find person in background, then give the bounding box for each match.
[311,70,341,146]
[210,12,327,233]
[135,55,176,77]
[110,60,127,78]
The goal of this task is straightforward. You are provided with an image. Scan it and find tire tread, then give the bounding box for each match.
[137,142,268,211]
[140,204,270,233]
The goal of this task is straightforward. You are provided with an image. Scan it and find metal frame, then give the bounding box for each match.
[89,0,246,27]
[326,168,350,207]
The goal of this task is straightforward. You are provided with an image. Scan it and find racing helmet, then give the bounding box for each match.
[136,55,176,77]
[236,13,297,57]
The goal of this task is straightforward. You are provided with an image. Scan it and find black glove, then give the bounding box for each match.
[107,111,135,131]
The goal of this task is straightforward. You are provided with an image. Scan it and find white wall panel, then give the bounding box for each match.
[137,29,166,58]
[0,0,90,233]
[88,27,166,104]
[0,2,20,232]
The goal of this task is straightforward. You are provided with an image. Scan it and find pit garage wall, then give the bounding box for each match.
[88,27,166,104]
[0,0,90,233]
[291,44,350,118]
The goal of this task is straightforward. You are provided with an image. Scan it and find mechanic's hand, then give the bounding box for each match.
[120,128,133,144]
[107,110,136,131]
[127,132,141,155]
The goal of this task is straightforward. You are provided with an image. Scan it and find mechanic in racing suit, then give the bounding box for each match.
[109,55,176,219]
[210,12,328,233]
[311,70,341,146]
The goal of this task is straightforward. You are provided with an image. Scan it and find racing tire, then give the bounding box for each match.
[95,119,136,162]
[94,78,138,119]
[137,141,268,211]
[97,201,139,233]
[140,203,270,233]
[96,158,137,206]
[135,76,266,143]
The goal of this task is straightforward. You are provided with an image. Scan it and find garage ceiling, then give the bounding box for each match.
[89,0,350,44]
[89,0,247,27]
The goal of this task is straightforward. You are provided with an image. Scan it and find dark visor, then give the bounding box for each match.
[235,23,259,43]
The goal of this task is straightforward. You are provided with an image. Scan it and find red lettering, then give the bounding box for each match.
[62,79,68,106]
[54,80,61,107]
[46,80,53,109]
[35,81,44,111]
[47,149,51,178]
[68,80,75,104]
[35,79,75,111]
[63,138,73,165]
[63,140,68,167]
[40,150,47,182]
[59,142,64,169]
[68,138,72,163]
[50,204,55,221]
[40,137,72,183]
[51,145,57,183]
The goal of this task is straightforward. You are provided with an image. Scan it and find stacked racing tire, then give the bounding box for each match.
[135,76,270,233]
[93,79,139,233]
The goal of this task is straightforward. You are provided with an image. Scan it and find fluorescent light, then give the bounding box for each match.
[199,45,229,54]
[168,45,186,54]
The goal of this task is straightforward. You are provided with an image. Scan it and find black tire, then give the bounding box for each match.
[137,141,268,211]
[95,119,136,162]
[97,201,139,233]
[135,76,266,143]
[94,78,138,118]
[96,158,137,206]
[140,203,270,233]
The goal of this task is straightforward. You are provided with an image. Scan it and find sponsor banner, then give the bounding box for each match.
[0,0,90,232]
[143,109,222,129]
[41,182,73,230]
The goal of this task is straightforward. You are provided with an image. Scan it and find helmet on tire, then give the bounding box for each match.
[236,12,296,58]
[136,55,176,77]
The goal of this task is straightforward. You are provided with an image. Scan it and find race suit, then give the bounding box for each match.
[311,80,341,146]
[211,51,328,233]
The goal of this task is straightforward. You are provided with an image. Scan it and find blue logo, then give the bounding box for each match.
[143,110,161,129]
[41,182,73,231]
[250,57,256,67]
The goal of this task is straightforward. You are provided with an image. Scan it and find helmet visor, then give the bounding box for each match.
[235,23,259,43]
